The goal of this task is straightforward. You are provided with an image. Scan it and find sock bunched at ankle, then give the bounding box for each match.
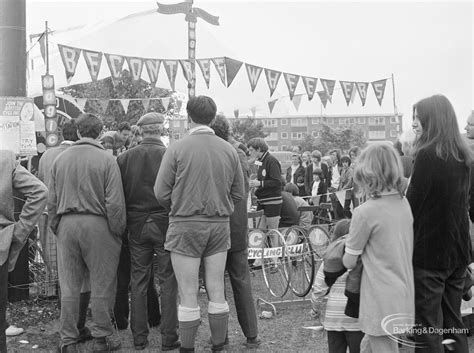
[178,305,201,352]
[208,301,229,350]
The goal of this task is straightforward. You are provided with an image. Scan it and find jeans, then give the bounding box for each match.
[414,266,469,353]
[129,216,178,346]
[225,249,258,339]
[0,260,8,353]
[114,234,162,330]
[327,330,364,353]
[57,214,121,346]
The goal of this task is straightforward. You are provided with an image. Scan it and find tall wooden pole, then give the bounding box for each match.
[391,73,400,129]
[0,0,27,96]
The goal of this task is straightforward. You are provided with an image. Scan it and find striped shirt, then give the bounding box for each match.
[311,263,361,331]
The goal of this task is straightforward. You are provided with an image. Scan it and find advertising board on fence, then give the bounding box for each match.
[0,97,37,155]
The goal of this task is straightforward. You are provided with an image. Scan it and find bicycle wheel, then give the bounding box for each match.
[261,229,291,298]
[284,226,315,297]
[307,225,330,260]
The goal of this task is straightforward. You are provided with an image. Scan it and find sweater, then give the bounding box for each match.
[254,151,282,203]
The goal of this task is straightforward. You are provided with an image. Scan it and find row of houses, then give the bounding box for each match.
[169,113,403,151]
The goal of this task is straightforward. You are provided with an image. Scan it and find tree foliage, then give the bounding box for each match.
[300,124,367,155]
[59,70,183,133]
[230,117,268,144]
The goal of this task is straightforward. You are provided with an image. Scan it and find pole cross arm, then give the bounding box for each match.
[192,7,219,25]
[156,2,192,15]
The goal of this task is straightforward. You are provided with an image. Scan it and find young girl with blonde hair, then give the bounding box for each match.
[343,142,414,353]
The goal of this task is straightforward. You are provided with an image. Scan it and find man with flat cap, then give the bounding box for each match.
[117,112,179,351]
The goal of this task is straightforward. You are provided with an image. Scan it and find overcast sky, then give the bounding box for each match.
[26,0,473,131]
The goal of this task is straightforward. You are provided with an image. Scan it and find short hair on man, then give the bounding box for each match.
[247,137,268,153]
[118,121,131,132]
[140,124,163,136]
[311,150,322,161]
[186,95,217,125]
[284,183,299,196]
[210,114,230,141]
[76,113,103,139]
[62,119,79,142]
[340,155,351,166]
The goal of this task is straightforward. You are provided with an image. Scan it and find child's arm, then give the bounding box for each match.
[311,264,329,315]
[343,206,371,268]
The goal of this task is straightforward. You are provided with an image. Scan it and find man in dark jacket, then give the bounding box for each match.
[48,113,126,353]
[117,112,179,351]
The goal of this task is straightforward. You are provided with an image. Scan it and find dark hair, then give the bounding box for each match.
[247,137,268,153]
[284,183,299,196]
[332,219,351,241]
[186,96,217,125]
[349,146,361,158]
[340,155,351,166]
[329,149,342,165]
[210,114,230,141]
[413,94,472,166]
[311,150,322,161]
[118,121,131,132]
[393,140,403,156]
[62,119,79,142]
[76,113,103,139]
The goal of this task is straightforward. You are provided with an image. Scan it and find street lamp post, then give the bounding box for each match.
[157,0,219,99]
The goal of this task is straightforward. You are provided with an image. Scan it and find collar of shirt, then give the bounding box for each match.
[141,137,165,146]
[188,125,215,135]
[60,141,74,146]
[258,151,269,162]
[74,138,105,150]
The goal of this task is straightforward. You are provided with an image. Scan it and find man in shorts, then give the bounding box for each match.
[154,96,244,352]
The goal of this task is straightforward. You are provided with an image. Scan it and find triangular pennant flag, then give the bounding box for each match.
[163,60,179,91]
[99,99,109,113]
[39,33,46,64]
[372,79,387,106]
[292,94,303,111]
[317,90,329,108]
[211,57,226,86]
[268,98,278,113]
[264,69,282,97]
[355,82,369,106]
[142,99,150,111]
[126,57,144,81]
[301,76,318,101]
[350,86,357,104]
[145,59,161,87]
[233,109,239,118]
[179,60,194,84]
[320,78,336,100]
[57,44,81,82]
[224,57,243,87]
[120,99,130,113]
[82,49,103,82]
[283,73,300,100]
[245,63,263,92]
[161,97,170,111]
[105,53,124,82]
[339,81,355,106]
[197,59,211,88]
[75,98,87,111]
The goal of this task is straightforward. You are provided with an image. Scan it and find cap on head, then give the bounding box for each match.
[137,112,165,126]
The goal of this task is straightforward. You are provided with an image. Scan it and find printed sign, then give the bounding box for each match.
[247,243,308,259]
[0,97,37,155]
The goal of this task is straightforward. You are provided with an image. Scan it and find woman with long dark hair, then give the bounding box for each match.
[407,94,472,353]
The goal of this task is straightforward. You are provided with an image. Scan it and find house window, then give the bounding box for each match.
[281,132,288,139]
[266,132,278,141]
[357,117,366,124]
[311,131,319,137]
[281,119,288,125]
[291,118,306,127]
[281,145,288,151]
[368,117,386,125]
[339,118,347,125]
[390,130,398,137]
[173,120,181,128]
[390,116,398,124]
[327,118,334,125]
[312,117,320,124]
[290,132,305,140]
[262,119,277,127]
[368,130,386,139]
[348,118,356,125]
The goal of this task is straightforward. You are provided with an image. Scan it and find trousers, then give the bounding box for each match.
[57,214,121,345]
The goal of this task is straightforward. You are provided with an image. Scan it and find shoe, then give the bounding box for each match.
[57,343,78,353]
[244,336,261,349]
[162,340,181,351]
[5,325,24,336]
[134,339,149,350]
[92,336,121,352]
[77,326,93,343]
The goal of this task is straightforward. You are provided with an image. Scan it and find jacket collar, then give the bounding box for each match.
[73,138,105,150]
[188,125,214,135]
[141,137,165,147]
